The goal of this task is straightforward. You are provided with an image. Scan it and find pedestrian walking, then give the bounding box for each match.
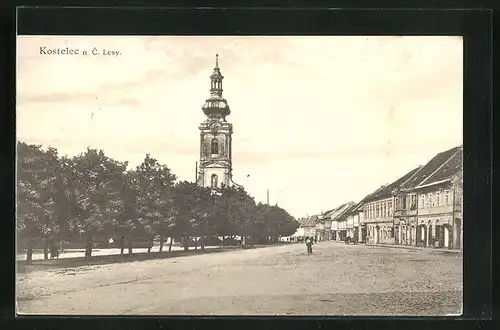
[305,237,313,255]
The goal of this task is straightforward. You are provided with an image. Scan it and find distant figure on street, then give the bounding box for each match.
[314,236,317,244]
[305,237,313,255]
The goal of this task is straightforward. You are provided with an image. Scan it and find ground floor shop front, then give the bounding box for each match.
[394,214,462,250]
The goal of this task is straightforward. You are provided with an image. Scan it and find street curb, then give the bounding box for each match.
[16,244,287,274]
[364,243,462,254]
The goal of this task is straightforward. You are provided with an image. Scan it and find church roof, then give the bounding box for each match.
[202,54,231,118]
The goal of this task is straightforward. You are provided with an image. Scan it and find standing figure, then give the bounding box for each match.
[305,237,313,255]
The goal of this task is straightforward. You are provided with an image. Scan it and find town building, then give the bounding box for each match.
[316,209,335,241]
[322,202,355,241]
[292,215,318,241]
[393,145,463,249]
[343,203,364,242]
[197,55,238,189]
[360,167,421,245]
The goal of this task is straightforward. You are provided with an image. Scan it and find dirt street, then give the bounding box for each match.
[16,241,462,316]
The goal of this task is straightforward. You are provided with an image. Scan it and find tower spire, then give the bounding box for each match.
[202,54,230,119]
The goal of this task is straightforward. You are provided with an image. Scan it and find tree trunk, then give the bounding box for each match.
[85,239,93,258]
[194,238,198,251]
[183,236,189,252]
[119,236,125,255]
[159,235,164,252]
[168,237,173,252]
[128,238,133,255]
[200,237,206,252]
[26,235,34,264]
[147,236,153,253]
[43,238,50,260]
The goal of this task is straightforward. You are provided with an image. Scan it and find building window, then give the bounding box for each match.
[444,190,450,204]
[410,195,417,210]
[211,138,219,154]
[211,174,218,188]
[395,197,399,211]
[427,193,432,207]
[436,191,440,206]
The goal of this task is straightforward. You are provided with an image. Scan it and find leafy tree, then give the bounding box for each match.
[251,203,299,244]
[70,148,128,258]
[215,186,256,247]
[16,141,301,261]
[131,154,177,252]
[16,142,61,262]
[172,181,213,251]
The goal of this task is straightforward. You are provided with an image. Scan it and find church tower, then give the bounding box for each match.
[197,55,235,189]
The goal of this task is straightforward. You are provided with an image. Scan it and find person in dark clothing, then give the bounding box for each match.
[314,236,317,244]
[305,237,313,255]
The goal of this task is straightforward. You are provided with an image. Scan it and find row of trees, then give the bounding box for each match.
[16,142,300,263]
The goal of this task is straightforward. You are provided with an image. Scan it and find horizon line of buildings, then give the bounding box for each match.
[293,145,463,250]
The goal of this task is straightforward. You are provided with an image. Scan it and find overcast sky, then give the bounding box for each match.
[17,36,463,218]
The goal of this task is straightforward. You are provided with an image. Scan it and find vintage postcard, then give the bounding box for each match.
[16,35,463,316]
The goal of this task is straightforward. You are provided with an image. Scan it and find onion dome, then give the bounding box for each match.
[202,54,231,119]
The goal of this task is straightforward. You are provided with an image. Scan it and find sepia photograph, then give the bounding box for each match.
[16,35,463,316]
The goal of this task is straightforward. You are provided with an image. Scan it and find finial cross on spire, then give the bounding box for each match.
[215,54,219,68]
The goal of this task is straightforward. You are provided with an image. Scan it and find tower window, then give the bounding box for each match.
[211,174,218,188]
[211,138,219,154]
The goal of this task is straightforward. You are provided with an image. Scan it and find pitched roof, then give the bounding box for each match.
[326,202,356,221]
[324,203,348,218]
[401,145,462,190]
[360,166,421,204]
[300,215,319,228]
[320,208,336,218]
[417,147,463,187]
[338,203,361,220]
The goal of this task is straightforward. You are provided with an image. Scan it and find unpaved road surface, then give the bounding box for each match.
[17,241,462,316]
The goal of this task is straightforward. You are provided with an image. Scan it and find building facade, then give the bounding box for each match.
[393,146,463,249]
[321,202,355,241]
[292,215,318,241]
[344,203,362,242]
[360,167,421,245]
[197,55,236,189]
